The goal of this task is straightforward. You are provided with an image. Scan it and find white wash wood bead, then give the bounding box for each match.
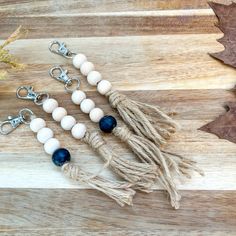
[61,115,76,131]
[89,108,104,123]
[52,107,67,122]
[30,118,46,133]
[71,123,87,139]
[80,61,95,76]
[87,71,102,86]
[80,99,95,114]
[37,127,54,144]
[97,80,112,95]
[71,90,86,105]
[72,54,87,69]
[42,98,58,113]
[44,138,60,155]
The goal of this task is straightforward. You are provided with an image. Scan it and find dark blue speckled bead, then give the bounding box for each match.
[52,148,71,166]
[99,115,117,133]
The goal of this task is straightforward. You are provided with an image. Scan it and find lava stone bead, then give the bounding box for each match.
[99,115,117,133]
[52,148,71,166]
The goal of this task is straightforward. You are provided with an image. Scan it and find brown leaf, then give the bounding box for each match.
[199,102,236,143]
[208,1,236,68]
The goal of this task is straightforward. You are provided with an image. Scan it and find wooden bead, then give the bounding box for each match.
[72,54,87,69]
[99,115,117,133]
[52,148,71,166]
[89,108,104,123]
[97,80,112,95]
[80,61,95,76]
[37,127,54,144]
[61,115,76,131]
[71,90,86,105]
[87,71,102,86]
[43,98,58,113]
[44,138,60,155]
[80,99,95,114]
[52,107,67,122]
[71,123,87,139]
[30,118,46,133]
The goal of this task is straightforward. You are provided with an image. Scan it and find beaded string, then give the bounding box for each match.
[16,86,159,193]
[48,67,204,209]
[48,41,179,146]
[0,109,135,206]
[48,41,204,208]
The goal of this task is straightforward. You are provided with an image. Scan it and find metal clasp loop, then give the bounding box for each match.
[0,108,35,135]
[48,40,76,59]
[16,86,49,105]
[49,66,80,93]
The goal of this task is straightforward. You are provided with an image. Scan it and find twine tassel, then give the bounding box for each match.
[62,162,136,206]
[113,125,203,208]
[113,125,179,201]
[82,131,157,191]
[107,90,180,146]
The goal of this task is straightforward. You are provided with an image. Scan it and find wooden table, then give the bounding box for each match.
[0,0,236,235]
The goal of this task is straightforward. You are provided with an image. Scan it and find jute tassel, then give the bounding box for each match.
[62,162,135,206]
[82,130,157,191]
[113,125,204,209]
[106,90,180,146]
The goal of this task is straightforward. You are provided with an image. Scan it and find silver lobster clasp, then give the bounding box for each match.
[48,40,76,59]
[16,86,49,105]
[0,108,35,135]
[49,66,80,93]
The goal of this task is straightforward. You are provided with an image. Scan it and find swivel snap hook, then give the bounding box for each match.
[48,40,75,58]
[49,66,80,93]
[16,86,49,105]
[0,108,35,135]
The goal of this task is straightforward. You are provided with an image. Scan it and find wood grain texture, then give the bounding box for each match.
[0,189,235,235]
[1,0,236,234]
[0,0,233,39]
[0,35,235,92]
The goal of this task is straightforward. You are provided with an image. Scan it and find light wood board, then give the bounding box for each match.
[0,0,236,235]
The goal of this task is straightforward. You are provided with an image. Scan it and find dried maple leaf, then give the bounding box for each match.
[209,1,236,68]
[199,102,236,143]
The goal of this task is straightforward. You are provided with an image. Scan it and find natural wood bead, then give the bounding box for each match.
[87,71,102,86]
[61,115,76,131]
[80,61,95,76]
[72,54,87,69]
[80,99,95,114]
[37,127,54,144]
[44,138,60,155]
[30,118,46,133]
[89,108,104,123]
[71,123,87,139]
[97,80,112,95]
[42,98,58,113]
[71,90,86,105]
[52,107,67,122]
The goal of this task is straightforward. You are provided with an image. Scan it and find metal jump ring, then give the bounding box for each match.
[19,108,36,125]
[65,78,80,93]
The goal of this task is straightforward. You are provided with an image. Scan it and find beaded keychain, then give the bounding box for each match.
[0,108,136,206]
[48,41,204,208]
[47,65,203,209]
[16,86,159,193]
[49,41,179,146]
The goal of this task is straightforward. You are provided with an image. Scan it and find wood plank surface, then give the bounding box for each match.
[0,0,236,235]
[0,190,235,235]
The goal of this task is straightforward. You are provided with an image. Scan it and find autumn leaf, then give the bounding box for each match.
[208,1,236,68]
[199,103,236,143]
